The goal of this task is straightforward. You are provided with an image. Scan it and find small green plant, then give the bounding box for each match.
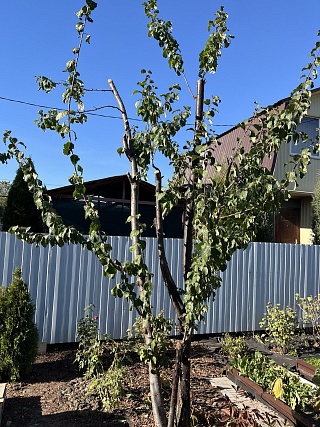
[87,353,124,413]
[75,305,128,412]
[259,302,297,354]
[296,293,320,344]
[75,304,103,377]
[0,267,38,381]
[221,333,248,359]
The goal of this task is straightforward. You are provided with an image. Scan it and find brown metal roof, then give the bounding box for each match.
[47,174,156,204]
[205,87,320,178]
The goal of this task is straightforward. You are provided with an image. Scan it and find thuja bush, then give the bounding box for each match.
[0,267,38,381]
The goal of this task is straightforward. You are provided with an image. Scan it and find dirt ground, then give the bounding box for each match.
[1,340,278,427]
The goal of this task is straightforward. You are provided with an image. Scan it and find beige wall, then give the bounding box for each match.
[300,197,314,244]
[273,92,320,194]
[274,142,320,194]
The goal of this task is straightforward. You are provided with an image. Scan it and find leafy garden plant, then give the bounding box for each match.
[0,267,38,381]
[221,333,248,359]
[87,354,124,413]
[296,293,320,344]
[1,1,320,426]
[75,304,103,377]
[259,302,297,354]
[75,305,126,413]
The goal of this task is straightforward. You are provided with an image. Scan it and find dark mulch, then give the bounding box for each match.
[4,334,314,427]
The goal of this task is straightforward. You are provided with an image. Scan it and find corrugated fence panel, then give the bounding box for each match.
[1,232,320,343]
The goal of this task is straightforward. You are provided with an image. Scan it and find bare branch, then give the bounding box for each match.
[108,79,133,157]
[154,168,185,321]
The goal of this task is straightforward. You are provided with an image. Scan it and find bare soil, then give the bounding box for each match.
[1,340,276,427]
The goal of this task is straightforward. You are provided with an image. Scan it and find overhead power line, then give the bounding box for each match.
[0,96,234,127]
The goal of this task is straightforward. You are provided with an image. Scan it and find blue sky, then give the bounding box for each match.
[1,1,320,189]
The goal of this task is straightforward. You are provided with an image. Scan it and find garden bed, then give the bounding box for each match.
[227,365,320,427]
[296,359,318,382]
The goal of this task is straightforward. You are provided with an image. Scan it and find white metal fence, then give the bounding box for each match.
[0,232,319,344]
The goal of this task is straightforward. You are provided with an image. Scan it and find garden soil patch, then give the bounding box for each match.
[1,340,291,427]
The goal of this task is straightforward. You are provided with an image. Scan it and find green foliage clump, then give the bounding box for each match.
[74,304,103,377]
[87,356,124,413]
[304,357,320,369]
[2,166,43,232]
[0,180,10,224]
[75,305,126,413]
[252,212,274,243]
[221,333,248,359]
[296,293,320,344]
[259,302,297,354]
[232,351,315,411]
[132,312,173,369]
[0,267,38,381]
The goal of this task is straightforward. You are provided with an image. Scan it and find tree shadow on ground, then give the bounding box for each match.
[2,395,129,427]
[22,351,79,384]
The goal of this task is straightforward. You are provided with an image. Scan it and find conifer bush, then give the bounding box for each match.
[0,267,38,381]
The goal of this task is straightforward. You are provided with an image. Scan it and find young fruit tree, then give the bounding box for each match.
[1,1,320,426]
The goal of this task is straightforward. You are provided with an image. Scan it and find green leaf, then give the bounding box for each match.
[66,59,76,72]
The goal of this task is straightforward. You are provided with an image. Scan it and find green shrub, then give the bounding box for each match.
[259,302,297,354]
[221,333,248,359]
[0,267,38,381]
[87,354,124,413]
[296,293,320,344]
[75,305,125,413]
[75,304,104,377]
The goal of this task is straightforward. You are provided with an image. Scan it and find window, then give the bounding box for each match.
[291,117,320,157]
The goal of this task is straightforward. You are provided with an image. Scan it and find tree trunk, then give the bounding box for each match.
[149,362,167,427]
[175,336,192,427]
[109,78,168,427]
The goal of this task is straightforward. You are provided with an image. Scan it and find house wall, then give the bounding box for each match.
[273,92,320,194]
[273,140,320,194]
[273,92,320,243]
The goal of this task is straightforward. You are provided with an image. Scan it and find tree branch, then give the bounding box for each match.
[154,168,185,321]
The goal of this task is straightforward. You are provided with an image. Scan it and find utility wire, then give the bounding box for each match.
[0,96,235,127]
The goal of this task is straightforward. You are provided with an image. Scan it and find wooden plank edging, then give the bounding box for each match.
[0,383,6,427]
